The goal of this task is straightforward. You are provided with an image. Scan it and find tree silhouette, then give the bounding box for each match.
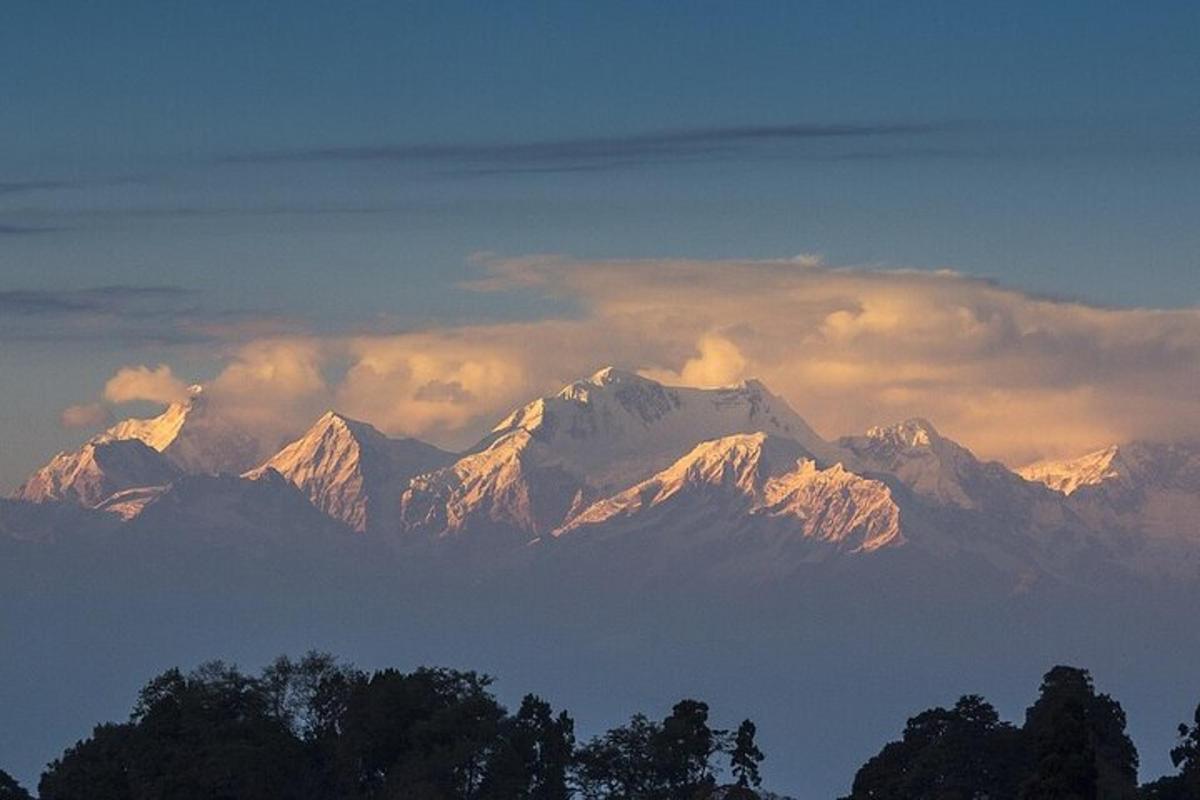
[1142,702,1200,800]
[574,713,662,799]
[1020,666,1137,800]
[40,723,136,800]
[35,652,771,799]
[655,699,723,799]
[730,719,765,790]
[480,694,575,800]
[0,770,32,800]
[333,667,506,799]
[1171,703,1200,797]
[845,693,1024,800]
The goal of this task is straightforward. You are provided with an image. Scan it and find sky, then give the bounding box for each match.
[2,1,1199,491]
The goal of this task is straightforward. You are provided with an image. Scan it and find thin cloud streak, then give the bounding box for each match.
[0,175,151,196]
[0,286,303,346]
[221,121,957,172]
[0,286,192,316]
[0,223,65,235]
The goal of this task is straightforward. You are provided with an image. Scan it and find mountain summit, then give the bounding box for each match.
[98,385,260,475]
[399,368,847,539]
[839,418,1049,513]
[15,439,180,507]
[1020,441,1200,544]
[557,432,904,566]
[250,411,453,533]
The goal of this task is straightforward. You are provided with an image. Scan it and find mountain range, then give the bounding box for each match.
[6,367,1200,798]
[7,367,1198,586]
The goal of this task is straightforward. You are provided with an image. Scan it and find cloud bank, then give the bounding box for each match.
[85,257,1200,466]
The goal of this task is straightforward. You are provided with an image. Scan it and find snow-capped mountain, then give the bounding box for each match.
[15,439,180,507]
[97,385,261,475]
[12,386,261,513]
[249,412,454,533]
[1020,441,1200,499]
[1020,442,1200,542]
[7,367,1200,584]
[557,432,904,562]
[838,418,1054,514]
[399,368,849,539]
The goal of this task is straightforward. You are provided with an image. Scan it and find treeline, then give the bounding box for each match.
[8,653,769,800]
[843,665,1200,800]
[1,659,1198,800]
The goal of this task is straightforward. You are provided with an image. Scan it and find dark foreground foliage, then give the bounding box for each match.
[844,665,1199,800]
[32,653,767,800]
[5,659,1197,799]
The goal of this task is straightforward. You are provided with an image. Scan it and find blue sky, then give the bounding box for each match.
[1,1,1198,489]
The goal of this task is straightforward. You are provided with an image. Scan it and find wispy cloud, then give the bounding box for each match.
[0,175,149,196]
[0,222,64,235]
[0,285,302,346]
[222,121,957,174]
[22,205,393,220]
[0,286,190,316]
[0,179,85,195]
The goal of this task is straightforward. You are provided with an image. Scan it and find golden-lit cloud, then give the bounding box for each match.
[103,364,190,406]
[203,338,332,451]
[90,257,1200,465]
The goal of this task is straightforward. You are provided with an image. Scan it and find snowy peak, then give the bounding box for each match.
[1019,446,1126,496]
[400,429,585,539]
[96,385,259,475]
[642,432,811,499]
[558,431,904,558]
[864,417,942,450]
[1019,442,1200,497]
[14,439,180,508]
[1018,442,1200,543]
[253,411,453,533]
[483,367,845,489]
[100,389,195,452]
[400,370,847,539]
[554,367,678,425]
[14,384,260,511]
[839,418,1024,510]
[560,432,812,527]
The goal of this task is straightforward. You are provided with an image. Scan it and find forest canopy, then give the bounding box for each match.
[5,656,1197,800]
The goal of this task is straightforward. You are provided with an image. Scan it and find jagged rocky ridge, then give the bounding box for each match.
[7,368,1200,583]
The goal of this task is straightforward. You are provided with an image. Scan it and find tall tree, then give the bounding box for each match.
[845,694,1024,800]
[730,719,764,790]
[654,699,723,800]
[480,695,575,800]
[333,667,505,799]
[1020,666,1138,800]
[574,713,662,799]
